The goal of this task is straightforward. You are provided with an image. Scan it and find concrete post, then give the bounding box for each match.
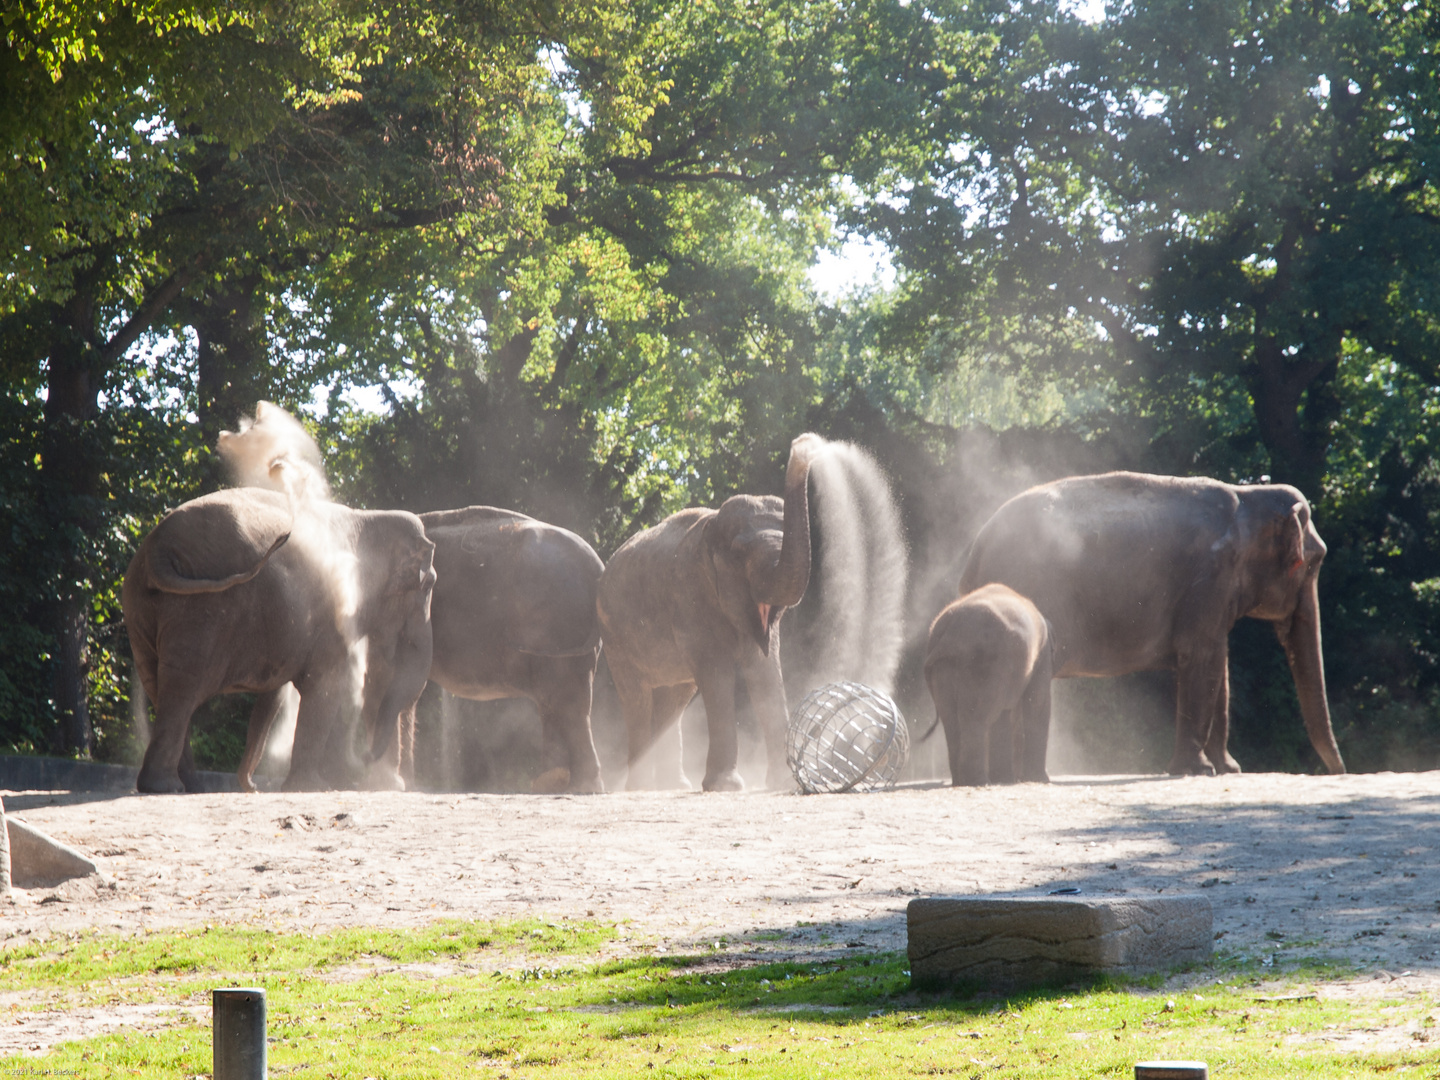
[213,988,266,1080]
[1135,1063,1208,1079]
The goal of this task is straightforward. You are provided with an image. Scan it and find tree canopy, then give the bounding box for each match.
[3,0,1438,774]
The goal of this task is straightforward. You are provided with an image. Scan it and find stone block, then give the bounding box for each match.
[5,814,98,889]
[908,894,1212,990]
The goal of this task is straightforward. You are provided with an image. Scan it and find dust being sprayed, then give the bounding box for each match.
[216,402,364,777]
[799,438,909,693]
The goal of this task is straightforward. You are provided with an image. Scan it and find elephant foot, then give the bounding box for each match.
[1020,769,1051,784]
[531,766,571,794]
[1207,750,1242,774]
[136,769,186,795]
[569,773,605,795]
[281,768,333,792]
[701,768,745,792]
[1166,749,1216,777]
[363,760,407,791]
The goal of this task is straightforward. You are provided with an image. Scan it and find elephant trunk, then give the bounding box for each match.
[755,433,821,609]
[1274,572,1346,774]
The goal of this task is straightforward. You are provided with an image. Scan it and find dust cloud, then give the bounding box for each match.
[793,438,910,694]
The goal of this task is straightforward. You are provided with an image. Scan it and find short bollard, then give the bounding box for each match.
[1135,1062,1208,1080]
[213,988,267,1080]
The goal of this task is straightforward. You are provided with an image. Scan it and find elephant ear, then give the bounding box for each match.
[703,511,776,655]
[1281,501,1308,574]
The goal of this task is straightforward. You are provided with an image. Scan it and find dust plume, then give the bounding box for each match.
[217,403,365,766]
[801,439,909,693]
[217,401,331,499]
[218,402,360,637]
[255,684,301,781]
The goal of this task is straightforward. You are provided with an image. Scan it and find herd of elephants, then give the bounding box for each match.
[123,404,1347,796]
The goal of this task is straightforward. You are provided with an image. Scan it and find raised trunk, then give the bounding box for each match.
[755,434,820,608]
[1274,573,1345,774]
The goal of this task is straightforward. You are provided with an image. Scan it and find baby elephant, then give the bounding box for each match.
[924,583,1054,786]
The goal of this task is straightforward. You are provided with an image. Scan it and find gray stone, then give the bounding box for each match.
[5,813,98,889]
[908,894,1212,990]
[0,800,9,899]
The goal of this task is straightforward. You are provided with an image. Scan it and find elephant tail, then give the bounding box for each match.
[147,532,291,595]
[917,713,942,743]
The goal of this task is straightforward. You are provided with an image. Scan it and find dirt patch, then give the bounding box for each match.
[3,772,1440,1054]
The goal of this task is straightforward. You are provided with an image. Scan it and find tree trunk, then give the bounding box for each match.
[1249,335,1341,498]
[191,275,269,488]
[40,290,103,758]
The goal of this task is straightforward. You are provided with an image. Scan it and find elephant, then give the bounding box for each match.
[597,433,820,791]
[958,471,1345,776]
[125,487,436,793]
[923,584,1053,786]
[371,507,606,794]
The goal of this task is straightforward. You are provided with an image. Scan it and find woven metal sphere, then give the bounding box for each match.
[787,681,910,794]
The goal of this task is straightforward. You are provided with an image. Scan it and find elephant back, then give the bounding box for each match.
[139,488,293,587]
[423,507,603,657]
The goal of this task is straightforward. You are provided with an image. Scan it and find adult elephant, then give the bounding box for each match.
[357,507,606,795]
[598,434,820,791]
[958,471,1345,776]
[125,488,436,793]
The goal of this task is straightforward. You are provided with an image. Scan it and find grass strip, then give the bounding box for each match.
[2,921,1435,1078]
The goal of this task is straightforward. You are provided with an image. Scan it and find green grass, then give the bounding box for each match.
[2,920,1436,1078]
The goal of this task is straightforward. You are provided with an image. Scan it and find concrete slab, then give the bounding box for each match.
[5,813,98,889]
[908,893,1212,990]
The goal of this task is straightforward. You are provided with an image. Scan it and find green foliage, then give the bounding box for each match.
[2,0,1438,767]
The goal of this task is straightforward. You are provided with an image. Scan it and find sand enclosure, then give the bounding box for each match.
[4,771,1440,1054]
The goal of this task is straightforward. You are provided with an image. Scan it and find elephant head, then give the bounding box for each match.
[1239,485,1344,774]
[705,433,821,654]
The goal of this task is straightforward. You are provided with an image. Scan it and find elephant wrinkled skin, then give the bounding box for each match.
[958,471,1345,776]
[125,488,435,793]
[924,584,1054,787]
[598,434,820,791]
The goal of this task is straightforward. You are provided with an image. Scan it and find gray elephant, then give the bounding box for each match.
[924,584,1053,786]
[958,471,1345,776]
[125,488,436,793]
[597,434,820,791]
[239,506,606,794]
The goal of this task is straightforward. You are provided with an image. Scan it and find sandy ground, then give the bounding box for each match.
[4,771,1440,1055]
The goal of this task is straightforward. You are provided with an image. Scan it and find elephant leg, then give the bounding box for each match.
[136,674,207,794]
[1015,671,1052,784]
[739,653,792,790]
[237,686,290,793]
[927,663,987,787]
[695,662,743,792]
[178,737,201,793]
[530,709,571,794]
[989,709,1018,785]
[1202,655,1240,774]
[363,621,432,792]
[613,666,658,790]
[398,700,418,787]
[1170,645,1227,776]
[534,660,603,794]
[949,712,990,787]
[649,684,696,790]
[285,659,361,792]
